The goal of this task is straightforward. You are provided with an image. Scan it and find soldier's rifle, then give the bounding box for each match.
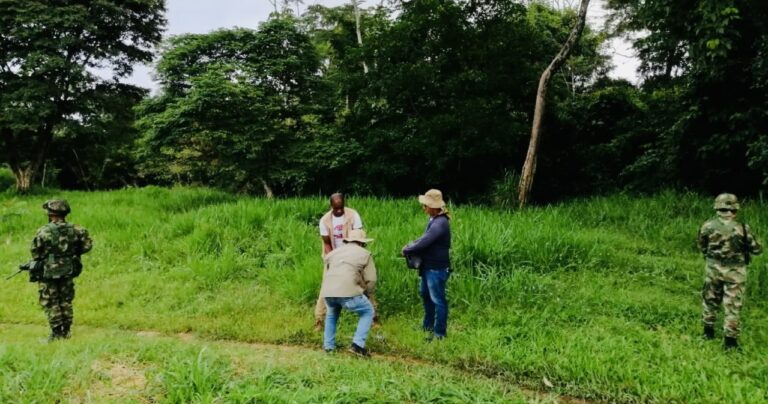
[5,262,31,280]
[6,261,43,281]
[742,223,751,265]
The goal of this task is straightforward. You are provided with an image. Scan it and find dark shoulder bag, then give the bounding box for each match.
[405,254,422,270]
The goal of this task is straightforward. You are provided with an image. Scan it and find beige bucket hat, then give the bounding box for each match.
[418,189,446,209]
[343,229,374,244]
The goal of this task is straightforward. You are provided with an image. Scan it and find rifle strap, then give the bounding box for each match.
[742,223,750,265]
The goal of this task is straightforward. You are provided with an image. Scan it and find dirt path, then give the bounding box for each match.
[3,321,594,403]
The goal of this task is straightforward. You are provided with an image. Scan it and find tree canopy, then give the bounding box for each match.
[2,0,766,202]
[0,0,166,192]
[135,20,347,194]
[606,0,768,194]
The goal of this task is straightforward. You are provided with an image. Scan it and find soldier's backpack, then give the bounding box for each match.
[43,222,79,279]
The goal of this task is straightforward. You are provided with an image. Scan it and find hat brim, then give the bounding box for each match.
[418,195,445,209]
[344,238,374,243]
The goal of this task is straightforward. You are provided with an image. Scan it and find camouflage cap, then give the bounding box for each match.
[43,199,71,216]
[713,193,739,211]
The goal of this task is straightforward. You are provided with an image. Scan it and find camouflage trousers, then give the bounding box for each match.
[39,278,75,330]
[702,261,746,338]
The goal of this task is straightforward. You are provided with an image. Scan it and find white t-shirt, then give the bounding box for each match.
[319,212,363,249]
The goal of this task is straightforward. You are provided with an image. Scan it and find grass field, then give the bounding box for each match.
[0,324,533,403]
[1,187,767,402]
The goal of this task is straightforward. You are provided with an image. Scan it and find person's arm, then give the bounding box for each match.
[322,236,333,255]
[319,220,333,255]
[30,236,43,260]
[30,228,46,260]
[362,255,377,294]
[76,226,93,255]
[746,224,763,256]
[402,217,447,255]
[697,224,709,255]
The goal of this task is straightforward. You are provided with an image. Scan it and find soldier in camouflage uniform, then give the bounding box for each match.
[698,194,762,349]
[31,200,92,341]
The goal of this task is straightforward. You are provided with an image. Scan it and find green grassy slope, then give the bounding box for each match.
[0,324,530,403]
[1,187,767,402]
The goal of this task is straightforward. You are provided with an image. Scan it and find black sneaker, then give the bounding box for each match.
[348,343,370,357]
[324,348,335,354]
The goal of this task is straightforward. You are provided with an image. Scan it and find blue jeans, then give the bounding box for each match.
[324,295,374,350]
[420,268,450,337]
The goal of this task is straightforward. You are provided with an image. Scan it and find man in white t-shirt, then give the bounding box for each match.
[319,193,364,254]
[315,193,375,331]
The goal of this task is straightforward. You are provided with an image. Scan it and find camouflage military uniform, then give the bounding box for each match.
[31,200,92,340]
[698,194,762,347]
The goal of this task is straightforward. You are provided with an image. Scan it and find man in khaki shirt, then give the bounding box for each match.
[314,193,364,331]
[320,229,377,356]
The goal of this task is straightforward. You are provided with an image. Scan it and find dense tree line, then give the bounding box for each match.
[1,0,766,202]
[0,0,166,192]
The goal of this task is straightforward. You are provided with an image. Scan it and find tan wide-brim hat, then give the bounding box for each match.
[343,229,374,244]
[418,189,446,209]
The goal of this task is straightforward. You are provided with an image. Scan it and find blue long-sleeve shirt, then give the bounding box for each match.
[403,214,451,269]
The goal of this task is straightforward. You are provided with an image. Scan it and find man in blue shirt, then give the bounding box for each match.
[402,189,451,340]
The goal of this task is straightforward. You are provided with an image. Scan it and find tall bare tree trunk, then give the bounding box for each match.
[352,0,369,74]
[13,166,34,193]
[261,178,274,199]
[517,0,590,208]
[295,0,303,16]
[3,126,53,194]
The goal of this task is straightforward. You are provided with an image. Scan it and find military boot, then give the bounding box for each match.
[47,326,62,342]
[60,324,71,339]
[703,325,715,340]
[724,336,739,350]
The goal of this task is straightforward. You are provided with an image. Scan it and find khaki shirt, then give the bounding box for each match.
[320,243,377,298]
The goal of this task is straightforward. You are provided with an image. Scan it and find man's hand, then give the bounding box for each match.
[322,235,333,255]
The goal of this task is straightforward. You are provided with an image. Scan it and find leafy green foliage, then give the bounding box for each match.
[0,0,166,191]
[135,21,348,194]
[7,0,768,201]
[537,78,650,197]
[606,0,768,194]
[337,0,607,197]
[132,2,608,199]
[0,167,14,192]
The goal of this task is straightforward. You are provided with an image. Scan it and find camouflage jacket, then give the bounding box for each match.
[697,217,762,265]
[31,221,93,280]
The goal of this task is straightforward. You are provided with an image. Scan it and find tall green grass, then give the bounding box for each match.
[1,187,767,401]
[0,324,526,403]
[0,167,14,192]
